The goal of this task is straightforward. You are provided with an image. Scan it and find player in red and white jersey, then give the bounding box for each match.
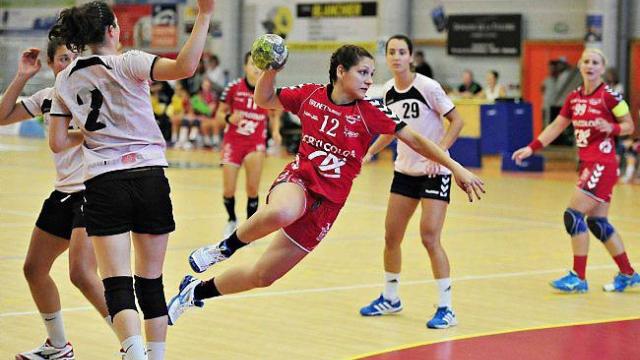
[216,52,281,237]
[359,35,465,329]
[168,44,484,325]
[47,1,215,359]
[513,48,639,293]
[0,39,116,359]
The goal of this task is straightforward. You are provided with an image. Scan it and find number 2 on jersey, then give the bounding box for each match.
[77,88,106,131]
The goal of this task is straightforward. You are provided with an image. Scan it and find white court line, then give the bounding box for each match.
[0,264,617,319]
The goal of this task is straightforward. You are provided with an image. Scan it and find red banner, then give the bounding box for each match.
[113,4,152,48]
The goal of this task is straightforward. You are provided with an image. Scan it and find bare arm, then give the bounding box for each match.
[269,108,282,145]
[214,101,230,127]
[0,48,41,125]
[440,108,464,150]
[151,0,214,81]
[595,112,634,136]
[396,125,484,201]
[254,70,284,110]
[364,134,395,162]
[512,114,571,162]
[49,115,83,153]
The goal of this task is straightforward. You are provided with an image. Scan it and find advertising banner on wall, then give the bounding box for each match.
[0,8,61,34]
[151,4,178,48]
[253,1,377,51]
[447,14,522,56]
[113,4,152,48]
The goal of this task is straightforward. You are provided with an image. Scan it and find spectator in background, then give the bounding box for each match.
[605,67,624,95]
[204,53,226,94]
[542,60,561,126]
[481,70,506,102]
[413,50,433,78]
[456,69,482,98]
[182,58,206,95]
[199,77,222,148]
[150,81,172,141]
[168,81,189,147]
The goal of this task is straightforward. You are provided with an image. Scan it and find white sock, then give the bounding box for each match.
[382,272,400,301]
[146,342,166,360]
[41,311,66,348]
[122,335,147,360]
[436,278,452,308]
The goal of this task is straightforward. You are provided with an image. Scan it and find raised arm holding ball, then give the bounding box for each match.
[167,36,484,327]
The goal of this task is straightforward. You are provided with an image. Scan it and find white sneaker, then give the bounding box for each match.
[16,339,74,359]
[167,275,204,325]
[223,220,237,238]
[188,242,230,273]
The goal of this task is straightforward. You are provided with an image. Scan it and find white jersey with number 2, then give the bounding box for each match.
[51,50,167,181]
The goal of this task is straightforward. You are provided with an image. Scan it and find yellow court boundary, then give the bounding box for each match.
[350,316,640,359]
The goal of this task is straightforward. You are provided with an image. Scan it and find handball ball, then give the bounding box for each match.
[251,34,289,71]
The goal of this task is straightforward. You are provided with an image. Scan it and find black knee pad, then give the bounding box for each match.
[103,276,137,318]
[586,217,616,243]
[192,119,201,128]
[563,208,587,235]
[180,119,190,127]
[134,275,168,320]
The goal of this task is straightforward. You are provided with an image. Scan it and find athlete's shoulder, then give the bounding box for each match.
[282,82,323,91]
[414,73,442,91]
[603,84,624,102]
[361,96,399,120]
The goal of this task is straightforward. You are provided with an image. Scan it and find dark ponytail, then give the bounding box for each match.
[328,45,373,85]
[49,1,115,53]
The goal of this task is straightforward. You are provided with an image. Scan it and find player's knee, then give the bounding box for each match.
[563,208,588,236]
[103,276,137,319]
[22,258,45,283]
[265,207,301,228]
[586,217,616,243]
[134,275,167,320]
[69,268,94,292]
[180,119,190,127]
[420,231,442,251]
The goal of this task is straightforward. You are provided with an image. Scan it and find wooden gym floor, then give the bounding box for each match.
[1,136,638,359]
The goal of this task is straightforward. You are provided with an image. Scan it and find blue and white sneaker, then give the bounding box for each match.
[550,270,589,293]
[427,306,457,329]
[189,241,230,273]
[359,294,402,316]
[603,272,640,292]
[167,275,204,326]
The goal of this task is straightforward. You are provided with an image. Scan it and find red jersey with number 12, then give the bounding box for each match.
[559,83,628,163]
[277,83,405,205]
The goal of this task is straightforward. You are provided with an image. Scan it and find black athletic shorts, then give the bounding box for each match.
[390,171,451,203]
[35,190,86,240]
[83,166,175,236]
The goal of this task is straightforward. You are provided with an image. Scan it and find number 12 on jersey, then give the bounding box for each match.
[320,115,339,137]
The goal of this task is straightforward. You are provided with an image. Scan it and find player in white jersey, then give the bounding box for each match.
[360,35,465,329]
[0,39,115,360]
[47,1,215,359]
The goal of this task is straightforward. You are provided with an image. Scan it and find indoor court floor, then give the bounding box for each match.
[1,136,638,359]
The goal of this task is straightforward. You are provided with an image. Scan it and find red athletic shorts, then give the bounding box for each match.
[221,141,265,167]
[268,169,343,252]
[576,161,618,202]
